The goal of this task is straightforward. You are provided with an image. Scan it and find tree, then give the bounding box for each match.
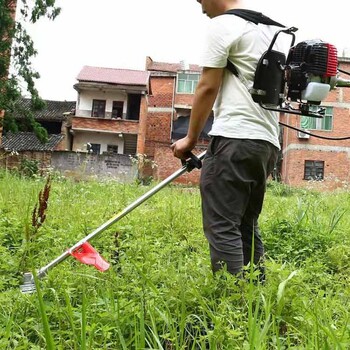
[0,0,61,142]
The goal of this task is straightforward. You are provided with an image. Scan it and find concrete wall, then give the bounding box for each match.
[0,150,137,182]
[51,151,137,181]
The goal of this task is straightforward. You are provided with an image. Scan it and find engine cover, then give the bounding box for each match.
[286,40,338,103]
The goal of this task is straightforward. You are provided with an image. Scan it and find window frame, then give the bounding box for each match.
[112,101,124,119]
[300,106,333,131]
[176,73,200,94]
[91,99,106,118]
[107,144,119,154]
[304,160,325,181]
[87,143,101,154]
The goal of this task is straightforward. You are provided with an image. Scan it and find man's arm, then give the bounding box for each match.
[171,67,224,159]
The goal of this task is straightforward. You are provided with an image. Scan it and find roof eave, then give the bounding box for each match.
[74,81,148,94]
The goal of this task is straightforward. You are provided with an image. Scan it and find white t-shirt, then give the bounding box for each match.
[199,14,288,149]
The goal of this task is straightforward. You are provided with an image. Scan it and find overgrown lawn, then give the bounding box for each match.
[1,170,349,349]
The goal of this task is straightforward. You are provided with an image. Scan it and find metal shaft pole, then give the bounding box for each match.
[21,151,206,290]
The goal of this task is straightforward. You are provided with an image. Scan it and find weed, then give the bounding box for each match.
[1,174,350,348]
[19,158,40,177]
[31,175,51,232]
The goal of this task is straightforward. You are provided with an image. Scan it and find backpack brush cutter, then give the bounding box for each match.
[226,9,350,139]
[248,27,350,119]
[20,152,205,294]
[227,25,350,140]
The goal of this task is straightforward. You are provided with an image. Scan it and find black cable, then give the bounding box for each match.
[279,121,350,140]
[338,68,350,76]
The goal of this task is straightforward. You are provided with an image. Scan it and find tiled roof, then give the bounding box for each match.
[76,66,150,86]
[146,59,202,73]
[1,132,64,151]
[13,98,76,121]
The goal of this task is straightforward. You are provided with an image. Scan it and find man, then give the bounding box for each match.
[171,0,285,278]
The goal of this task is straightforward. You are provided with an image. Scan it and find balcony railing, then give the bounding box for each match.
[71,116,140,134]
[76,109,133,120]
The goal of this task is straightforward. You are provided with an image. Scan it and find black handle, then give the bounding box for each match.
[181,152,202,172]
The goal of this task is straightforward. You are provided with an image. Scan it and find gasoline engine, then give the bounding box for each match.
[249,27,350,118]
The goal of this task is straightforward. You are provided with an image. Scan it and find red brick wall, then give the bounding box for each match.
[148,62,350,189]
[281,62,350,190]
[72,117,139,134]
[0,150,52,173]
[146,74,209,185]
[282,149,349,190]
[153,145,205,185]
[144,112,172,156]
[175,93,196,106]
[136,96,148,154]
[148,75,198,107]
[145,76,175,160]
[148,77,175,107]
[55,136,68,151]
[281,108,350,148]
[339,62,350,102]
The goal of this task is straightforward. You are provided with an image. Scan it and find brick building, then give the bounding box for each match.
[71,65,150,157]
[279,58,350,190]
[145,56,350,189]
[61,60,210,184]
[144,57,210,184]
[1,55,349,189]
[1,0,349,189]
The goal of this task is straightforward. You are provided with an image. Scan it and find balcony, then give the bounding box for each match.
[71,115,139,135]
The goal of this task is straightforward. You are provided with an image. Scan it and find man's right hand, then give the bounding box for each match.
[170,136,197,160]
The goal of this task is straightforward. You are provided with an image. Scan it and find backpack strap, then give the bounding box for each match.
[225,9,285,28]
[224,9,286,77]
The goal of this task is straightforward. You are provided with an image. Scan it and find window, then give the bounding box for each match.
[112,101,124,119]
[172,115,213,141]
[87,143,101,154]
[126,94,141,120]
[107,145,119,154]
[304,160,324,180]
[123,134,137,155]
[91,100,106,118]
[177,73,200,94]
[300,106,333,131]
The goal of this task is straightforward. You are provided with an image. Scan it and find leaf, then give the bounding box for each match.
[277,270,298,305]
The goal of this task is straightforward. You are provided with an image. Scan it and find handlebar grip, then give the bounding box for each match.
[181,152,202,172]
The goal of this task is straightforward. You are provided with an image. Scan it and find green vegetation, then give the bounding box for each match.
[1,169,349,349]
[1,0,61,141]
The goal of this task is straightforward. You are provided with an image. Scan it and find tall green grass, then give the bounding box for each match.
[0,169,349,349]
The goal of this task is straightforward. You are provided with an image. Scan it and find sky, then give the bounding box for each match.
[18,0,350,101]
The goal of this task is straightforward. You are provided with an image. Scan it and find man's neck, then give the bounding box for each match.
[223,0,243,12]
[211,0,243,18]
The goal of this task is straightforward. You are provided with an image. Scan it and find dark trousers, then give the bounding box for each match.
[199,137,278,275]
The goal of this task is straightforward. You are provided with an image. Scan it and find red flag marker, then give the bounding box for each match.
[70,242,110,271]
